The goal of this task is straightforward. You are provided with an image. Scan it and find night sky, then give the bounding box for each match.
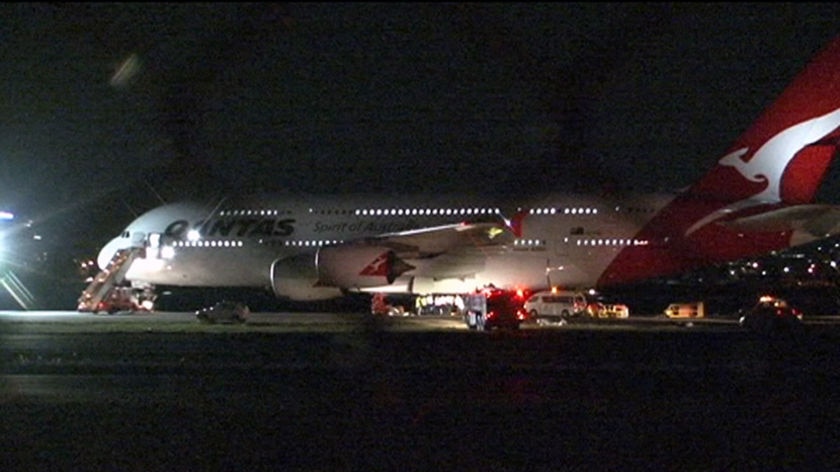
[2,3,840,254]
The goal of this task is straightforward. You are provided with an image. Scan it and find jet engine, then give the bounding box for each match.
[270,253,343,301]
[315,245,415,289]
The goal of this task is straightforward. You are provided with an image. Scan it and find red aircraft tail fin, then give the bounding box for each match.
[599,36,840,287]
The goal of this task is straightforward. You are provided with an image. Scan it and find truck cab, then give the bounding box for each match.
[464,288,527,330]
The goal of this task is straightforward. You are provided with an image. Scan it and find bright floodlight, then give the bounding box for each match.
[0,211,13,220]
[160,246,175,259]
[187,229,201,241]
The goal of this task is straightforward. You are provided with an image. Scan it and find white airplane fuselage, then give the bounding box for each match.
[98,192,675,299]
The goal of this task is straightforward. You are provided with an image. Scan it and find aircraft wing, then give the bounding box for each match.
[720,204,840,237]
[358,220,515,258]
[313,220,516,288]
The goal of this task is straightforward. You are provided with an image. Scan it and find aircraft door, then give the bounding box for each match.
[130,231,146,248]
[146,232,161,258]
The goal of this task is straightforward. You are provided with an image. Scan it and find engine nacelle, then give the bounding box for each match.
[270,253,343,301]
[316,245,415,289]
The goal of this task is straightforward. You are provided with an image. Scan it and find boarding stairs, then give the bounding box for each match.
[77,247,143,312]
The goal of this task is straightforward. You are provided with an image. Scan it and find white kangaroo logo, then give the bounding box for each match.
[685,106,840,236]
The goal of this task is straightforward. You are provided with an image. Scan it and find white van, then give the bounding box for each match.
[524,290,587,321]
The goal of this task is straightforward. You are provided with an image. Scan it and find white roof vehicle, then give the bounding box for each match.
[524,290,587,319]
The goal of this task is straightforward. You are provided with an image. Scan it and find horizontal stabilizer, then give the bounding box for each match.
[719,204,840,237]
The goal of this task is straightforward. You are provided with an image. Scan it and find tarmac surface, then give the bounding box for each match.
[2,311,840,470]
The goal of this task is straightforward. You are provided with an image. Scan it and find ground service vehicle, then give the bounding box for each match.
[738,296,803,334]
[196,301,250,324]
[586,302,630,319]
[79,286,149,314]
[524,290,587,323]
[370,293,406,316]
[664,302,705,319]
[464,289,526,330]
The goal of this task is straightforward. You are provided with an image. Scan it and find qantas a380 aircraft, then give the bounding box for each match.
[85,37,840,309]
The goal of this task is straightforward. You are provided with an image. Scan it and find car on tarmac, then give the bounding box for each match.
[196,301,250,324]
[738,295,803,334]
